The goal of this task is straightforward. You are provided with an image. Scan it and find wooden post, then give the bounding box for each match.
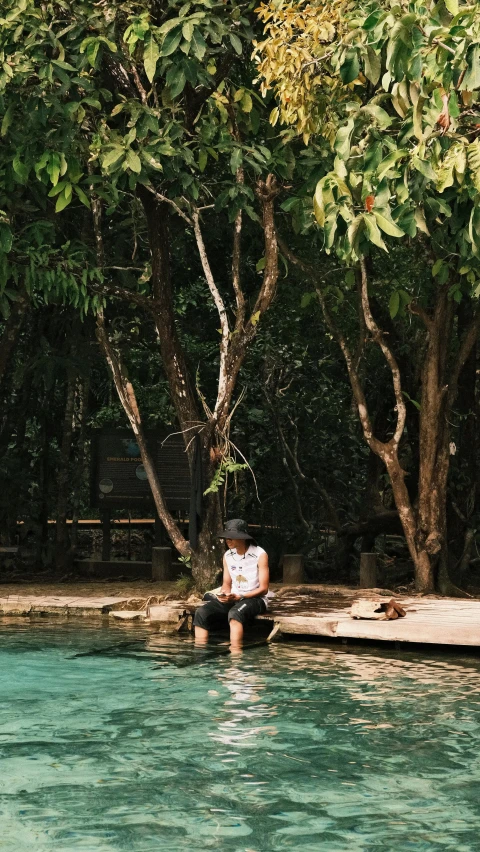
[283,554,304,584]
[152,546,172,581]
[360,552,377,588]
[101,510,111,562]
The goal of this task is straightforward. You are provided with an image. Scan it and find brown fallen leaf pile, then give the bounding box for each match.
[350,598,407,621]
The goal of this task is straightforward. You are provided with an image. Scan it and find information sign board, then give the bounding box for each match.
[90,430,190,510]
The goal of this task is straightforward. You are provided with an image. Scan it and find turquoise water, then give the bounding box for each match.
[1,623,480,851]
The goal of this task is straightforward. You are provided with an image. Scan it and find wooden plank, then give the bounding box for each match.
[335,619,480,646]
[268,610,480,646]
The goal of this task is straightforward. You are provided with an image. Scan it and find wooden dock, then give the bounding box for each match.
[259,590,480,648]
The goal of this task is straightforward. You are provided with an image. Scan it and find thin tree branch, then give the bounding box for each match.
[359,258,406,448]
[232,186,245,331]
[277,237,381,453]
[286,415,341,531]
[248,174,279,325]
[226,103,247,331]
[409,300,433,331]
[130,63,148,104]
[144,185,193,225]
[192,208,230,419]
[353,271,366,371]
[88,281,155,309]
[448,303,480,406]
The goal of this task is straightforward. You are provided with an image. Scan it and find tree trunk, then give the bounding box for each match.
[55,366,77,571]
[138,189,201,437]
[71,375,90,553]
[0,287,29,391]
[191,496,224,590]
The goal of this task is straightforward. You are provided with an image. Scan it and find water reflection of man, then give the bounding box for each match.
[193,519,271,650]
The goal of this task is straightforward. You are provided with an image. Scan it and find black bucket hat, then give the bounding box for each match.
[217,518,253,540]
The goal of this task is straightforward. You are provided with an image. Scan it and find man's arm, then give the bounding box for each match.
[219,557,232,595]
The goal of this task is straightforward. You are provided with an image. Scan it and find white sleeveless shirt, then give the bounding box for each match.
[225,544,273,608]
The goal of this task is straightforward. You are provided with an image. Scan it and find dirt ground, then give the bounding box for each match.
[0,579,179,599]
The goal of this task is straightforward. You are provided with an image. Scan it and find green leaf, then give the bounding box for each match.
[52,59,76,71]
[361,104,392,129]
[347,215,365,255]
[191,30,206,60]
[364,46,381,86]
[373,209,405,237]
[230,147,242,174]
[161,27,182,57]
[230,33,243,55]
[102,146,125,170]
[198,149,208,172]
[1,104,14,137]
[363,213,388,251]
[334,119,354,159]
[144,34,160,83]
[182,21,193,42]
[47,154,61,187]
[158,17,182,35]
[403,391,421,411]
[126,149,141,173]
[432,259,444,277]
[74,185,90,208]
[256,256,266,272]
[413,156,437,182]
[55,188,72,213]
[313,179,329,228]
[167,67,186,98]
[376,150,408,182]
[48,180,69,198]
[12,155,28,183]
[413,95,425,141]
[340,49,360,84]
[389,290,400,319]
[468,139,480,192]
[301,291,315,308]
[241,92,253,113]
[414,207,430,235]
[461,44,480,91]
[444,0,458,14]
[0,223,12,253]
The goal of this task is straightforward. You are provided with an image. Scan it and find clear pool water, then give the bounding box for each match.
[1,622,480,851]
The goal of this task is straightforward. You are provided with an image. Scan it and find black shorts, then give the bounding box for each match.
[193,594,266,630]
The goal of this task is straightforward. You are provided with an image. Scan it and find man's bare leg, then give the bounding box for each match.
[195,626,209,644]
[229,619,244,650]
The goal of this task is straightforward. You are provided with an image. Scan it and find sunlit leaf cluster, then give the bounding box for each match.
[255,0,480,286]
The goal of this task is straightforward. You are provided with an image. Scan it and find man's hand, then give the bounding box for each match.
[217,593,240,602]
